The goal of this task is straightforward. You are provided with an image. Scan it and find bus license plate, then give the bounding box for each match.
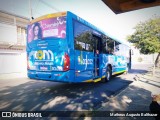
[39,66,51,71]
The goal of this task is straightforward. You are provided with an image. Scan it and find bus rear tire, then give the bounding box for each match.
[102,66,112,82]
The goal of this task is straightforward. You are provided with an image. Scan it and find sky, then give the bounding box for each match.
[0,0,160,43]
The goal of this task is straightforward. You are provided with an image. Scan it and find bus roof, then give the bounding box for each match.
[30,11,67,24]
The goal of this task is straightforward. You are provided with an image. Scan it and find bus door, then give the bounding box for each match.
[93,35,101,78]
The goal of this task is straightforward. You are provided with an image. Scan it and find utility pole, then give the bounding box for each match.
[29,0,33,21]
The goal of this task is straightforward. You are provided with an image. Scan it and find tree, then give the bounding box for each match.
[127,16,160,68]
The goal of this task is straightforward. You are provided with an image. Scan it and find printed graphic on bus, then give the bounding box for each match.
[27,16,66,42]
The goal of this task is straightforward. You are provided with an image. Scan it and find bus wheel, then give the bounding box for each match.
[106,66,112,81]
[101,66,112,82]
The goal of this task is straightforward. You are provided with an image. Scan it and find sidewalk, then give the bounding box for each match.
[94,67,160,120]
[0,72,27,80]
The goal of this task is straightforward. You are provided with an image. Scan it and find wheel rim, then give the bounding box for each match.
[107,71,110,80]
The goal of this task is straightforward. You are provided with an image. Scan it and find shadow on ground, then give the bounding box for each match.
[0,75,132,113]
[128,69,148,74]
[92,86,154,120]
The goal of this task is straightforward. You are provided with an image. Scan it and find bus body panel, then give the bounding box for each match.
[74,50,94,82]
[112,55,127,74]
[28,70,74,82]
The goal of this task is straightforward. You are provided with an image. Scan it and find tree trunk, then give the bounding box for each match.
[155,53,160,67]
[152,53,160,76]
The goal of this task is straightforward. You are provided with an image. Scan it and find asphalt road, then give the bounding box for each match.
[0,64,151,111]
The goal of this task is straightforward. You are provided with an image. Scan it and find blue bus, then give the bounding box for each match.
[27,11,131,83]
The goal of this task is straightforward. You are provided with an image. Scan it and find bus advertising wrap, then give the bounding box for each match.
[27,16,66,42]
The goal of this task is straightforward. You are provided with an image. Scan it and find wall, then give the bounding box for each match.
[0,11,29,77]
[131,46,157,64]
[0,52,27,75]
[0,23,17,44]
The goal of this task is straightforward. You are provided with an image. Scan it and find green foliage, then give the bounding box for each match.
[127,16,160,54]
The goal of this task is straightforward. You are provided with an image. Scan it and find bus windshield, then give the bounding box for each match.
[27,16,66,43]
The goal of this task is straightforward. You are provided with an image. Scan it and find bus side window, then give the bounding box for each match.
[114,41,120,55]
[103,37,114,54]
[102,38,107,54]
[75,41,83,50]
[74,20,94,52]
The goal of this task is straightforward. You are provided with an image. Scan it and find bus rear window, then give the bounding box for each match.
[27,16,66,43]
